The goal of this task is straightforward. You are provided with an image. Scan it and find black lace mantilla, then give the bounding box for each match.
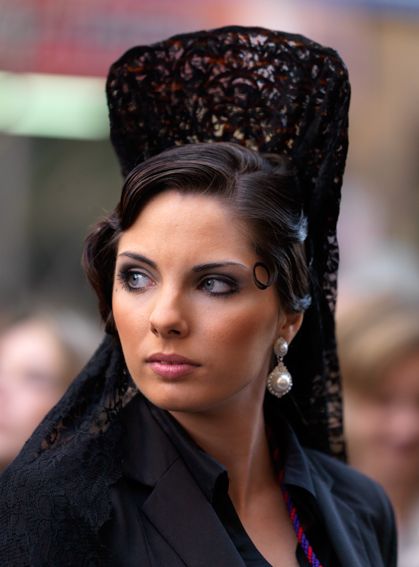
[107,26,350,458]
[0,26,350,565]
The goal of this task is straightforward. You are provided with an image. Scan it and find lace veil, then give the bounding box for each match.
[106,26,350,457]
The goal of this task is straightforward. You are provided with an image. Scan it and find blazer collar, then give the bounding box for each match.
[282,423,321,496]
[119,394,246,566]
[279,423,370,567]
[119,395,368,567]
[121,393,324,497]
[120,394,178,486]
[142,458,245,566]
[148,400,226,502]
[120,394,225,493]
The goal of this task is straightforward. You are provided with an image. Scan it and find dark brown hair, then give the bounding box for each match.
[83,142,311,331]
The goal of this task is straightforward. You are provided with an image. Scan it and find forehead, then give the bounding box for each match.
[117,190,256,264]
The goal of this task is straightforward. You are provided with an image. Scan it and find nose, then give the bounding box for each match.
[149,286,189,339]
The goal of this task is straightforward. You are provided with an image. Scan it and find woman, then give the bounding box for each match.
[338,293,419,567]
[0,26,396,566]
[0,309,99,472]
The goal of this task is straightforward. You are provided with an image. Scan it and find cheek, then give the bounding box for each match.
[113,303,133,338]
[113,290,146,334]
[209,301,278,364]
[112,296,150,369]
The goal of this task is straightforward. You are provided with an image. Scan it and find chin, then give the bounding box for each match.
[140,386,228,415]
[137,384,200,411]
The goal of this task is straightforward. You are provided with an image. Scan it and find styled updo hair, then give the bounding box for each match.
[83,142,311,332]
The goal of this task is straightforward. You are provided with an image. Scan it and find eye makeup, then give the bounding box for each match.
[197,274,240,297]
[115,252,252,297]
[117,269,155,293]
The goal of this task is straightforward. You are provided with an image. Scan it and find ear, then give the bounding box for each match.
[276,311,304,345]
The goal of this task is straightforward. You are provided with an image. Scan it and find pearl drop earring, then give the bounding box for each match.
[266,337,292,398]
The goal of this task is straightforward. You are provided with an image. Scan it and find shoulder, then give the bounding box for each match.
[305,447,391,508]
[304,447,398,566]
[0,436,120,565]
[0,461,97,565]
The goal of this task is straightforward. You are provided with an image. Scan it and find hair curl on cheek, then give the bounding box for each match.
[252,262,275,290]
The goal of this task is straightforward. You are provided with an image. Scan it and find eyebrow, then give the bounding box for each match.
[117,252,157,270]
[117,252,248,273]
[192,262,248,273]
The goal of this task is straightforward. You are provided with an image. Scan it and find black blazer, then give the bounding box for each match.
[99,395,397,567]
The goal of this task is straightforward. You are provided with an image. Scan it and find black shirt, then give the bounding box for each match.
[148,402,337,567]
[103,397,339,566]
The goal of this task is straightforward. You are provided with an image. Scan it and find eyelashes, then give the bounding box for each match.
[198,275,239,296]
[117,269,154,292]
[116,268,240,297]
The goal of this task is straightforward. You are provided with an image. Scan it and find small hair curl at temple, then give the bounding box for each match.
[252,262,276,290]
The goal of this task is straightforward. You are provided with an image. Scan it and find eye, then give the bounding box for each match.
[119,269,155,292]
[199,276,238,296]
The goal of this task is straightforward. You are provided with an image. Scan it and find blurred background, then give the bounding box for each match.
[1,1,419,559]
[1,0,419,319]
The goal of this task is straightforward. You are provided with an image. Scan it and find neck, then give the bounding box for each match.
[170,386,276,513]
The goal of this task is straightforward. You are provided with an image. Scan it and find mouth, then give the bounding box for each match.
[145,353,201,379]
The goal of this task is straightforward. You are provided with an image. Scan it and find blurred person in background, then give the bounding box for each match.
[0,308,100,472]
[337,293,419,567]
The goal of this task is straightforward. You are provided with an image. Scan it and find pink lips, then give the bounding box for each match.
[146,353,200,379]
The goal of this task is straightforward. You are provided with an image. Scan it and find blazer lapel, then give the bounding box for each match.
[120,395,245,567]
[121,398,380,566]
[142,459,246,567]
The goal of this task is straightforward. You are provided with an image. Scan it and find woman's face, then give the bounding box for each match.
[0,321,70,470]
[113,190,301,416]
[344,349,419,486]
